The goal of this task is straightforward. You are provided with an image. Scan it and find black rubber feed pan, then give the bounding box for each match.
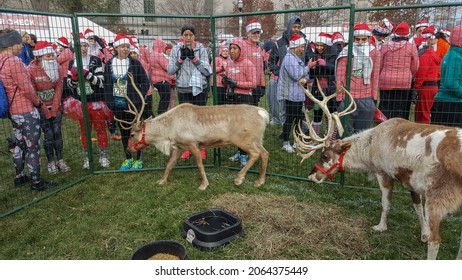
[132,240,187,260]
[182,208,243,250]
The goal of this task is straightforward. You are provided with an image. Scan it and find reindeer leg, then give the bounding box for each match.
[372,174,394,232]
[426,209,442,260]
[157,149,180,185]
[234,147,258,186]
[254,145,269,187]
[189,146,209,191]
[410,191,430,242]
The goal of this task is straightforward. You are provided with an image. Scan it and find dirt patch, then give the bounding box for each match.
[211,193,370,259]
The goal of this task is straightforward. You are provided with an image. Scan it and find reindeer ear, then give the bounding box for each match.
[341,142,351,151]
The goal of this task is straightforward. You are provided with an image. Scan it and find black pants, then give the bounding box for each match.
[431,100,462,127]
[251,86,265,106]
[154,81,171,115]
[178,90,208,106]
[114,110,142,160]
[379,89,412,120]
[282,100,304,142]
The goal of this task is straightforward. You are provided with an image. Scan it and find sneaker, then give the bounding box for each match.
[91,137,97,142]
[282,143,294,153]
[47,161,58,175]
[200,149,206,160]
[180,150,191,160]
[120,159,133,170]
[83,157,90,169]
[239,154,248,167]
[99,156,110,168]
[130,160,143,170]
[57,159,71,173]
[292,142,297,149]
[228,151,240,162]
[14,175,31,187]
[31,179,56,191]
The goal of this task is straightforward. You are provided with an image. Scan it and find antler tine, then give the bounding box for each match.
[127,72,146,124]
[115,118,136,130]
[113,77,139,130]
[336,85,357,117]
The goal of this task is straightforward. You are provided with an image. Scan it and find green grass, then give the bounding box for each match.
[0,95,460,260]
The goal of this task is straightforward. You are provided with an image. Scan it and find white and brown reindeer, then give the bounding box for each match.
[115,73,269,190]
[293,80,462,260]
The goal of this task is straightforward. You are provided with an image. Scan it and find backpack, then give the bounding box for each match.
[0,57,17,119]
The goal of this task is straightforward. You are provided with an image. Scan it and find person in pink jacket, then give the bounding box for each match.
[130,44,153,119]
[235,20,266,106]
[336,23,381,134]
[378,21,419,120]
[222,39,257,166]
[0,29,55,191]
[211,44,231,105]
[149,38,172,115]
[28,41,71,175]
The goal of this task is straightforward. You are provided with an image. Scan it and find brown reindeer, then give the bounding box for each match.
[114,78,269,190]
[294,80,462,260]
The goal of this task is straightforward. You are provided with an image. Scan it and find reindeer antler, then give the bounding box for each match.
[293,78,356,163]
[113,72,147,130]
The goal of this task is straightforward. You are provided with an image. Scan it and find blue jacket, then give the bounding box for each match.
[16,43,31,66]
[277,49,309,102]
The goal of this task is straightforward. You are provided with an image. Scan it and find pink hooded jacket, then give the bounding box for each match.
[0,54,41,114]
[148,38,173,84]
[379,40,419,90]
[211,44,231,87]
[224,40,257,95]
[234,37,266,87]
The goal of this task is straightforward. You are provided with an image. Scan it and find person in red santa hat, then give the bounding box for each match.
[378,21,418,120]
[336,22,381,134]
[104,33,150,171]
[84,28,112,64]
[28,41,71,174]
[55,36,74,83]
[232,19,265,106]
[436,28,451,62]
[410,19,429,45]
[413,25,441,124]
[370,18,394,50]
[67,32,111,169]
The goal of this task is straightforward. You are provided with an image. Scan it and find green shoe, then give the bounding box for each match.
[120,159,133,170]
[130,160,143,170]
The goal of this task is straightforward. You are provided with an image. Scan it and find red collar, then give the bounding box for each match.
[128,124,149,152]
[314,150,346,181]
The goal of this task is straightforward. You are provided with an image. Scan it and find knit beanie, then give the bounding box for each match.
[0,30,22,49]
[181,24,196,36]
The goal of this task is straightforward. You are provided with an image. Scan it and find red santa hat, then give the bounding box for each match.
[315,32,332,46]
[331,32,345,44]
[392,21,410,37]
[442,28,451,37]
[422,26,437,39]
[112,33,131,48]
[415,20,429,29]
[78,33,88,45]
[413,37,426,48]
[353,22,372,37]
[56,36,69,48]
[130,45,140,56]
[373,18,395,36]
[33,41,55,57]
[84,28,95,38]
[165,43,173,51]
[289,34,306,49]
[246,19,263,34]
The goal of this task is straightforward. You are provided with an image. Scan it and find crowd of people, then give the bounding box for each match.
[1,15,461,191]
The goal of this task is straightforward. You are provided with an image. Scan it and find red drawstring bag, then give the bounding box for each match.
[373,108,387,125]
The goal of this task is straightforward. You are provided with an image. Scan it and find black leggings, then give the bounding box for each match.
[282,100,304,142]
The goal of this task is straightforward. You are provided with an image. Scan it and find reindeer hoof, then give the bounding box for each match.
[372,224,387,232]
[421,234,429,243]
[254,179,265,187]
[234,177,244,186]
[198,184,208,191]
[156,179,167,185]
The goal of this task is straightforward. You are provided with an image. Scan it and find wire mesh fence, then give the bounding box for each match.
[1,2,462,217]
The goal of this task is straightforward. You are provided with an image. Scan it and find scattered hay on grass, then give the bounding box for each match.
[211,193,370,259]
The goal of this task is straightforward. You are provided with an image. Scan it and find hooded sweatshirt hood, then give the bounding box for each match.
[152,38,167,53]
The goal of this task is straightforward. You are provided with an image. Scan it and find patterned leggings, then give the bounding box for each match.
[10,110,42,181]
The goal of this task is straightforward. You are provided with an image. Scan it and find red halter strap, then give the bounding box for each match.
[313,150,346,181]
[128,124,149,152]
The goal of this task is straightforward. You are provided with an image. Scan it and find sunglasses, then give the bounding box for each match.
[354,37,369,42]
[251,31,261,35]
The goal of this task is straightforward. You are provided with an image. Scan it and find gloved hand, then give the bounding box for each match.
[317,58,326,66]
[180,46,188,61]
[186,48,195,60]
[83,69,93,80]
[70,67,79,81]
[93,35,106,49]
[226,78,237,88]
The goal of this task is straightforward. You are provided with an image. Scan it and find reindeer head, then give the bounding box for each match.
[127,120,150,153]
[293,79,356,183]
